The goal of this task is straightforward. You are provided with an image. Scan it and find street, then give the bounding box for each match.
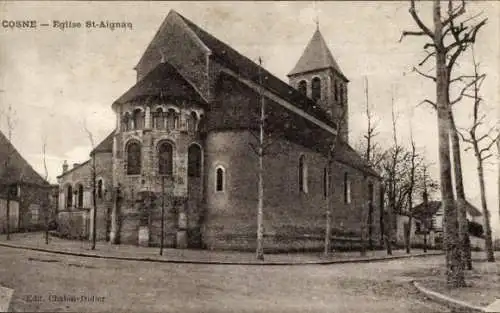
[0,246,454,312]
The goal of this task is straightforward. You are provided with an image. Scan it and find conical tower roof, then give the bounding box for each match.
[288,28,345,78]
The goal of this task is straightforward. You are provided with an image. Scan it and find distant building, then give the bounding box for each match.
[57,10,382,251]
[396,199,484,249]
[0,130,55,233]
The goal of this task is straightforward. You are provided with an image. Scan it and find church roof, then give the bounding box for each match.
[0,130,49,186]
[288,28,346,79]
[174,11,336,129]
[114,61,207,106]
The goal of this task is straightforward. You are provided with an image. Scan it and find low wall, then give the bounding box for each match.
[56,210,89,239]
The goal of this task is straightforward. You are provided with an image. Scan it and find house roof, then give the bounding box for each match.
[288,28,346,79]
[91,130,115,155]
[56,159,91,179]
[411,200,442,219]
[412,200,482,219]
[174,11,336,129]
[114,61,207,106]
[0,130,49,186]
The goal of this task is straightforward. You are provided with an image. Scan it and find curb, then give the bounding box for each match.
[0,242,443,266]
[413,280,486,312]
[0,285,14,313]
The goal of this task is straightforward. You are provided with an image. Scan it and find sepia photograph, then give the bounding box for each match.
[0,1,499,312]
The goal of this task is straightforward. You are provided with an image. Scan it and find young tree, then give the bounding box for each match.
[324,92,348,256]
[385,91,400,255]
[459,54,498,262]
[83,121,98,250]
[361,77,379,250]
[405,128,417,254]
[400,0,487,288]
[1,104,17,240]
[42,134,50,245]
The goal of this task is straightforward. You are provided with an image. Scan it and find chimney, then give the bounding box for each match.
[62,160,68,173]
[73,163,79,169]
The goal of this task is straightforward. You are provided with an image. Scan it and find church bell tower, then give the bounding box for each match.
[287,26,349,142]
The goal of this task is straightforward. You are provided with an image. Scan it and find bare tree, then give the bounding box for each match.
[400,0,487,288]
[459,53,498,262]
[405,128,417,254]
[1,104,17,240]
[42,134,50,245]
[324,94,348,256]
[385,91,400,255]
[362,77,380,250]
[83,121,98,251]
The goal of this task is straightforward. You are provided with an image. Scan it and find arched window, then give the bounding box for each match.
[97,179,103,199]
[311,77,321,102]
[66,185,73,208]
[344,172,351,204]
[188,144,202,177]
[158,141,174,176]
[77,184,84,208]
[126,141,141,175]
[215,166,225,192]
[166,109,177,131]
[132,108,145,130]
[298,80,307,95]
[122,112,131,131]
[299,155,308,193]
[153,108,164,129]
[186,111,198,133]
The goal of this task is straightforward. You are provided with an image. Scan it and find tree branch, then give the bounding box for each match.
[417,99,437,110]
[408,0,435,39]
[413,67,436,82]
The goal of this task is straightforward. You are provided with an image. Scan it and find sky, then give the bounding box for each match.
[1,1,499,237]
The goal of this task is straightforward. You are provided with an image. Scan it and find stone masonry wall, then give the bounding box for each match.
[202,129,382,251]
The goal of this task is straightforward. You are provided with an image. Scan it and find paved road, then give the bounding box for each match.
[0,246,453,312]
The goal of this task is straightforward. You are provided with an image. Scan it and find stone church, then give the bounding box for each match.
[57,10,382,251]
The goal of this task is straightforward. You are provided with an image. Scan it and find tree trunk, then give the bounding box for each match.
[449,110,472,270]
[360,176,367,257]
[324,159,332,256]
[380,184,385,246]
[386,182,394,256]
[91,156,97,250]
[406,215,412,254]
[6,191,10,240]
[256,87,265,261]
[476,158,495,262]
[434,0,465,288]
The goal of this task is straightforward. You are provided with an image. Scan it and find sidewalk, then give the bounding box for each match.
[411,253,500,313]
[0,232,443,265]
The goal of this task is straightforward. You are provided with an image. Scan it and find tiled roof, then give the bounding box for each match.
[175,11,336,129]
[411,200,442,219]
[114,61,207,106]
[412,200,482,219]
[288,28,346,79]
[0,130,49,186]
